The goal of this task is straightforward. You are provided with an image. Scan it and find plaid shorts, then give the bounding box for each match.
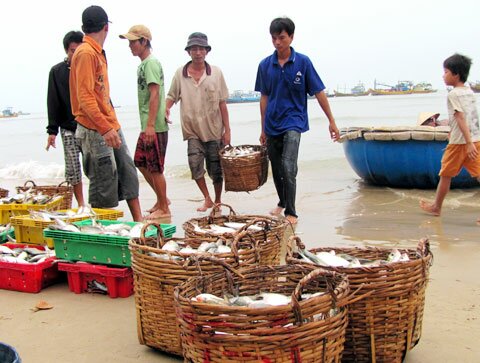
[134,132,168,173]
[187,139,223,183]
[60,129,82,185]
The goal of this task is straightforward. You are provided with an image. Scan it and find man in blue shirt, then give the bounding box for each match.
[255,17,339,225]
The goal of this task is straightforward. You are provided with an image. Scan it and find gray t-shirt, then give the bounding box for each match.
[447,86,480,144]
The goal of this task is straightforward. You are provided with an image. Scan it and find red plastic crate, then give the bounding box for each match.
[0,243,61,293]
[58,262,133,298]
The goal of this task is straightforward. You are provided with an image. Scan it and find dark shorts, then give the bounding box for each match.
[134,132,168,173]
[75,125,139,208]
[187,139,223,183]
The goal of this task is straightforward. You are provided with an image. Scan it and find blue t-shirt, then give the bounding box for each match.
[254,47,325,136]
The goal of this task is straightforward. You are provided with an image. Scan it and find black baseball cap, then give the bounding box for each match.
[82,5,110,28]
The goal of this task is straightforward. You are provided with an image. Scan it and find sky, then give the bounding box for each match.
[1,0,479,112]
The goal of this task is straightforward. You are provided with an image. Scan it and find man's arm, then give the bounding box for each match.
[315,90,339,141]
[145,83,160,143]
[456,110,478,159]
[46,67,60,150]
[219,100,231,145]
[259,94,268,145]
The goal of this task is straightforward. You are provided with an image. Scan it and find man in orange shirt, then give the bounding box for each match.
[70,5,142,221]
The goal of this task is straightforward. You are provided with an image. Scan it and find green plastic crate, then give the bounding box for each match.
[0,227,14,243]
[43,220,176,267]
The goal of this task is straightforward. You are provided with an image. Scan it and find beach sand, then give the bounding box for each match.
[1,160,479,362]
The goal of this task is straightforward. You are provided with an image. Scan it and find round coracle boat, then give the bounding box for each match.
[339,125,479,189]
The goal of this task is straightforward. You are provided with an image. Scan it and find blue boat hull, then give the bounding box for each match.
[342,138,479,189]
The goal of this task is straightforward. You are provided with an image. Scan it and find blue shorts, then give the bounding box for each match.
[75,125,139,208]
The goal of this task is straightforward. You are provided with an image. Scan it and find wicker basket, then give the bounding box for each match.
[129,223,259,356]
[286,236,433,363]
[0,188,8,198]
[219,144,268,192]
[183,203,288,265]
[16,180,73,210]
[174,264,351,362]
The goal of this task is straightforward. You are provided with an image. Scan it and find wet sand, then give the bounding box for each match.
[1,160,479,362]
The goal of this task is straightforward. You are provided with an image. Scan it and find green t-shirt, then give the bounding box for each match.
[137,55,168,132]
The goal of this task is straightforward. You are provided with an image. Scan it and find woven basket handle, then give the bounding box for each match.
[139,222,165,248]
[291,268,337,325]
[57,181,71,187]
[416,237,431,257]
[23,180,36,188]
[237,217,271,235]
[207,203,236,223]
[286,235,305,259]
[232,229,260,264]
[185,254,244,278]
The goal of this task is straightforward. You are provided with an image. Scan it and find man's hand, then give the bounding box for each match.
[46,134,56,151]
[222,129,231,146]
[165,109,172,124]
[466,142,478,160]
[144,125,156,144]
[259,131,266,145]
[103,129,121,149]
[329,123,340,141]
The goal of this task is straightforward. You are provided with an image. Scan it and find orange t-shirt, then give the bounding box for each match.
[69,35,120,135]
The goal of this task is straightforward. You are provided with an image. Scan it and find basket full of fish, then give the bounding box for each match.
[174,264,351,362]
[16,180,74,210]
[183,203,288,265]
[286,236,433,363]
[43,219,175,267]
[0,190,64,224]
[219,144,268,192]
[129,222,262,356]
[10,206,124,248]
[0,243,61,293]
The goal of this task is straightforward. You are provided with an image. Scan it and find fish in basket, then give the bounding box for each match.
[219,144,268,192]
[174,264,355,362]
[16,180,73,210]
[286,236,433,363]
[128,222,261,356]
[182,203,289,265]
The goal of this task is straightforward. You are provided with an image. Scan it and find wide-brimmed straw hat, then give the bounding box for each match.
[417,112,440,126]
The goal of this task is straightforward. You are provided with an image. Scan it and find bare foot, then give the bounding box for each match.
[269,206,284,216]
[146,198,171,213]
[146,208,171,220]
[419,199,441,216]
[197,198,214,212]
[285,215,298,225]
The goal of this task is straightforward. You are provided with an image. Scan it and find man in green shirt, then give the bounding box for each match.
[120,25,170,219]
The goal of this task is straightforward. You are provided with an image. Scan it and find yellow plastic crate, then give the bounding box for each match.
[10,208,124,247]
[0,196,64,224]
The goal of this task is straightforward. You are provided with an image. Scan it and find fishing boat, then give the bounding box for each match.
[0,107,18,118]
[369,80,414,96]
[412,82,437,94]
[226,90,261,104]
[470,81,480,93]
[339,126,479,189]
[334,82,370,97]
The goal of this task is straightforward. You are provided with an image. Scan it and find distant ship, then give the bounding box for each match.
[470,81,480,93]
[369,80,436,96]
[0,107,18,118]
[227,90,261,104]
[334,82,369,97]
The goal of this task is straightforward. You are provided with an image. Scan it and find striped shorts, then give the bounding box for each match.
[60,129,82,185]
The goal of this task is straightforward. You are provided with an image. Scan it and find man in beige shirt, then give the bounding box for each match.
[166,32,231,212]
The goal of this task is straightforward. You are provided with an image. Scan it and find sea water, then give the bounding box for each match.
[0,90,460,181]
